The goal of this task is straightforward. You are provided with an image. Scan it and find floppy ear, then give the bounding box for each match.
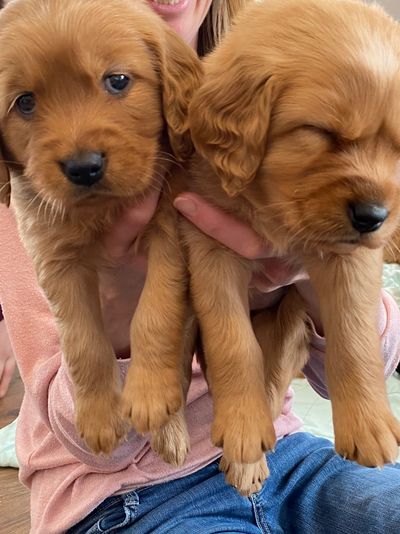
[144,26,203,162]
[0,139,10,207]
[189,56,276,197]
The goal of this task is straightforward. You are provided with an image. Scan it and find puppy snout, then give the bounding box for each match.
[348,202,388,233]
[60,152,106,187]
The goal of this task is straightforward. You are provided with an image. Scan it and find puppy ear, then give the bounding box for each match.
[145,27,203,161]
[0,140,10,207]
[189,56,276,197]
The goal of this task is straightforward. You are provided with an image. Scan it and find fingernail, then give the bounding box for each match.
[174,197,198,217]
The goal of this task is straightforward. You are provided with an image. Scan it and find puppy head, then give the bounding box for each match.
[0,0,201,208]
[190,0,400,254]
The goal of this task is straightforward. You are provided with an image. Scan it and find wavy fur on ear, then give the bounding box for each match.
[143,25,203,162]
[189,50,276,197]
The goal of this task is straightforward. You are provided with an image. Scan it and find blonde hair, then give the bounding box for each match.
[198,0,249,56]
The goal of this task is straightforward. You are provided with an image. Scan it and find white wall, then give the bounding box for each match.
[369,0,400,18]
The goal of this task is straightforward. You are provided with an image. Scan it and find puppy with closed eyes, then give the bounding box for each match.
[0,0,202,462]
[182,0,400,493]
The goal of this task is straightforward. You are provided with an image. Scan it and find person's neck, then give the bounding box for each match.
[189,34,198,50]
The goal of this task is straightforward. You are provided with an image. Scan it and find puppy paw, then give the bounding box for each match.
[334,405,400,466]
[122,367,183,434]
[212,394,276,464]
[220,455,269,496]
[76,391,128,455]
[151,410,190,467]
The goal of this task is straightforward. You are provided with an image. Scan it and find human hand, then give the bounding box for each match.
[0,319,16,398]
[99,184,323,358]
[174,193,323,333]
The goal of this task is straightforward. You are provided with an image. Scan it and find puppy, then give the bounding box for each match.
[0,0,202,463]
[183,0,400,494]
[384,227,400,263]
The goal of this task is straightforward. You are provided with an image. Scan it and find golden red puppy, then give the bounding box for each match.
[182,0,400,493]
[0,0,202,463]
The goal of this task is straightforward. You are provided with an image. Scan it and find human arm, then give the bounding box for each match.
[0,312,16,398]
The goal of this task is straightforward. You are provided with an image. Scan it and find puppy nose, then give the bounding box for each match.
[348,202,388,233]
[60,152,105,186]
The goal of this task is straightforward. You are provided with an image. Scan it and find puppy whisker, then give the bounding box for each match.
[0,182,10,196]
[0,159,22,166]
[157,152,185,172]
[24,189,43,213]
[254,199,300,214]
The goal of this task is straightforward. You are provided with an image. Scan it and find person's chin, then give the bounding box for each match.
[146,0,191,18]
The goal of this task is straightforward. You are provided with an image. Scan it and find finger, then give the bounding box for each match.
[103,189,160,260]
[0,356,15,398]
[174,193,273,260]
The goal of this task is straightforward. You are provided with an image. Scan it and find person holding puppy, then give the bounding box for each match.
[0,0,399,533]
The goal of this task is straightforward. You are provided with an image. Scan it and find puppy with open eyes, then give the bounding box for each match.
[0,0,202,463]
[180,0,400,493]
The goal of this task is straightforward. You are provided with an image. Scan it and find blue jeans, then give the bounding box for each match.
[68,432,400,533]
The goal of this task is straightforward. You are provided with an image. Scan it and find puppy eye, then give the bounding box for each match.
[104,74,131,95]
[15,92,36,117]
[302,124,341,144]
[302,124,331,137]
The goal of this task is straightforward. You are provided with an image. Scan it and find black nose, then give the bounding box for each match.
[60,152,105,187]
[348,202,388,233]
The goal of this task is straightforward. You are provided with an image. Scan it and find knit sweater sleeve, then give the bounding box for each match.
[302,290,400,399]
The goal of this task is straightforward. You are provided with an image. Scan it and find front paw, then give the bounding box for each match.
[220,455,269,496]
[151,410,190,467]
[75,391,128,455]
[122,367,183,434]
[212,394,276,464]
[334,405,400,466]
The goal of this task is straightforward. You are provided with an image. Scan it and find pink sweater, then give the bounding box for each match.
[0,204,399,534]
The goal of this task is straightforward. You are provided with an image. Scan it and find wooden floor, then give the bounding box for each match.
[0,371,30,534]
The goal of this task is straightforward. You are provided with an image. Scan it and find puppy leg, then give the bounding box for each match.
[185,225,276,493]
[151,407,190,467]
[38,259,127,454]
[253,286,311,420]
[122,207,189,437]
[305,249,400,466]
[220,455,270,496]
[151,314,196,466]
[194,309,271,495]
